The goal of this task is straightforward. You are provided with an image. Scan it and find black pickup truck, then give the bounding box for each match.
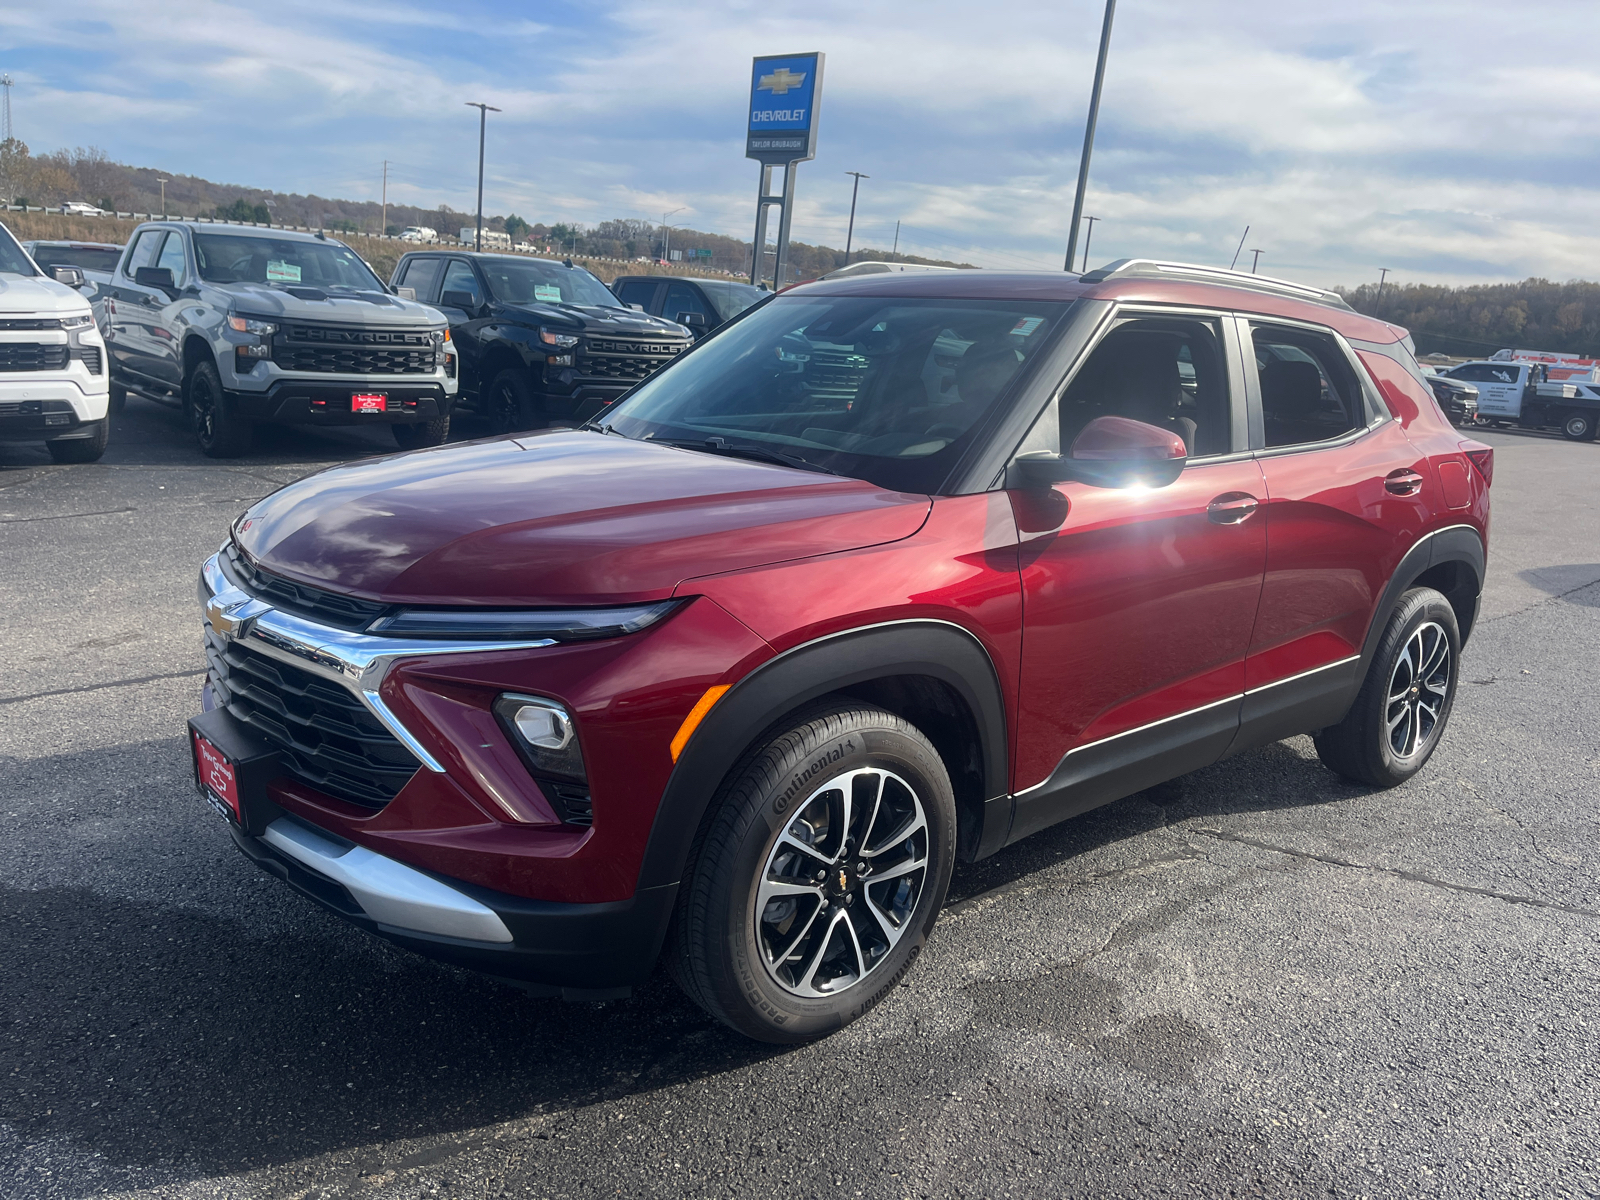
[390,251,693,431]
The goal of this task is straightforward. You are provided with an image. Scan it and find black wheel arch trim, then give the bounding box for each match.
[635,618,1012,892]
[1359,524,1485,677]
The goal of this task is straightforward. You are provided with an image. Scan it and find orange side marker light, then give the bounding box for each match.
[669,685,730,761]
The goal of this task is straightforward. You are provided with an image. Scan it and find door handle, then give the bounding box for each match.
[1206,492,1260,524]
[1385,468,1424,496]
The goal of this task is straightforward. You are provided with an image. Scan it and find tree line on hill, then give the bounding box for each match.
[1338,278,1600,357]
[0,140,969,279]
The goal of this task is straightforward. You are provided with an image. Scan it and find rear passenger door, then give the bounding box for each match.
[108,229,167,380]
[1232,318,1434,753]
[662,282,712,338]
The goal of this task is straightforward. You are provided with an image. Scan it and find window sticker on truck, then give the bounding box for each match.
[266,260,302,283]
[534,284,562,302]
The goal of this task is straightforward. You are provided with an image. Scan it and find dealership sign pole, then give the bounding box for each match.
[747,52,824,289]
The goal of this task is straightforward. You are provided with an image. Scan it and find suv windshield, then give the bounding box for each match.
[193,233,384,291]
[0,225,38,276]
[478,257,621,308]
[602,294,1071,492]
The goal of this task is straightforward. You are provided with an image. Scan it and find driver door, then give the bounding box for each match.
[1008,313,1267,843]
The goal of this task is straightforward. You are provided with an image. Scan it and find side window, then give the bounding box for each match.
[398,257,443,303]
[616,280,659,311]
[663,282,709,323]
[1060,317,1232,458]
[123,230,164,277]
[439,259,482,307]
[1251,325,1366,449]
[155,232,188,284]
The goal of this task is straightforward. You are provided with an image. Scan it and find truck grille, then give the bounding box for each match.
[273,324,437,375]
[205,628,419,809]
[580,337,685,382]
[222,543,388,631]
[0,343,70,372]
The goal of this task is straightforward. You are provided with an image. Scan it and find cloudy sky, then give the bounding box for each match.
[8,0,1600,287]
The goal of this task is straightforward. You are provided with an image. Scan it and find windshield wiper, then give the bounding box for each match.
[656,437,841,476]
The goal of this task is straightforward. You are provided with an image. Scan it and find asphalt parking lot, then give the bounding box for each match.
[3,401,1599,1200]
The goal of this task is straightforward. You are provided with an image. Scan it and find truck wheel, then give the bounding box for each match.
[392,414,450,450]
[108,382,127,414]
[668,702,957,1043]
[1561,411,1597,442]
[1314,587,1459,789]
[46,419,109,464]
[185,360,252,457]
[487,368,544,434]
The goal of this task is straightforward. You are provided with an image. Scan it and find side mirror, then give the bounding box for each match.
[394,286,416,300]
[675,311,708,327]
[51,265,85,288]
[626,303,645,312]
[440,289,478,311]
[1009,415,1188,490]
[134,266,175,291]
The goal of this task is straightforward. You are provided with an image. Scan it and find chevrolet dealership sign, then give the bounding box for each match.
[747,52,824,163]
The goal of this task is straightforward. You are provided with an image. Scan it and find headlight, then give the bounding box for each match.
[61,312,95,330]
[539,330,580,348]
[228,315,277,335]
[364,600,679,641]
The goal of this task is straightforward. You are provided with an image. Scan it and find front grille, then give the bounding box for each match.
[0,343,70,372]
[579,337,685,383]
[0,318,66,331]
[273,324,437,375]
[222,543,389,631]
[205,628,419,809]
[541,780,593,827]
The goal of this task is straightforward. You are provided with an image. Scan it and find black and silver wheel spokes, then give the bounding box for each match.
[755,768,929,998]
[1385,620,1451,760]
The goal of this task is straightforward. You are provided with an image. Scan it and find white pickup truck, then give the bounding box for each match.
[1440,360,1600,442]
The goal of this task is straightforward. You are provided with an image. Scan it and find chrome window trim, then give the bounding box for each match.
[201,551,556,774]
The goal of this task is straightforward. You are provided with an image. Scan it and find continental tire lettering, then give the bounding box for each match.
[773,737,858,815]
[846,943,921,1022]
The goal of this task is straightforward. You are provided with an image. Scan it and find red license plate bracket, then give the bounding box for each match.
[351,393,388,413]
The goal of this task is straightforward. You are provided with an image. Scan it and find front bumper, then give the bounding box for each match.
[0,372,109,431]
[226,378,454,426]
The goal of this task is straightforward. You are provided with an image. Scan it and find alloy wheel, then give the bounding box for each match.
[755,767,929,998]
[1385,620,1451,760]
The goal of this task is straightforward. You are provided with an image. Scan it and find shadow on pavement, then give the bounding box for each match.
[1516,565,1600,607]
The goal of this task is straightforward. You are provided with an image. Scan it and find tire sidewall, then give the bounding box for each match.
[1372,590,1460,782]
[707,716,956,1042]
[488,369,542,433]
[1564,412,1592,441]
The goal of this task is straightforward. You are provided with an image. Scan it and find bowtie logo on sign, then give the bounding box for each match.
[758,67,806,95]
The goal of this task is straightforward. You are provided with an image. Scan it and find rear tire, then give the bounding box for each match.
[1314,587,1460,788]
[185,359,252,457]
[392,414,451,449]
[107,382,127,414]
[486,368,543,434]
[668,702,957,1044]
[1562,410,1597,442]
[46,419,108,463]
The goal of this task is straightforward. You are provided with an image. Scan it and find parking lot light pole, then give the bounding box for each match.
[661,206,684,263]
[1080,215,1098,273]
[843,171,868,265]
[157,177,168,218]
[464,102,500,252]
[1063,0,1117,272]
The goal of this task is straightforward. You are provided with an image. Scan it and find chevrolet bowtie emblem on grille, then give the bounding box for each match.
[206,596,249,638]
[758,67,806,95]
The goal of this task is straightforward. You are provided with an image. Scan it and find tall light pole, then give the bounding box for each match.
[843,171,869,265]
[661,206,684,263]
[464,101,500,251]
[1249,248,1264,273]
[1063,0,1117,272]
[380,160,389,238]
[1079,215,1099,273]
[1376,267,1391,313]
[157,177,169,217]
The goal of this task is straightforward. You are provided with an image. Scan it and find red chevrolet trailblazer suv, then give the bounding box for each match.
[191,260,1492,1042]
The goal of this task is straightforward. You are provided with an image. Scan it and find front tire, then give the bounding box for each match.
[185,359,252,457]
[46,419,108,463]
[1562,410,1597,442]
[392,414,451,449]
[486,368,544,434]
[669,702,957,1043]
[1314,587,1460,788]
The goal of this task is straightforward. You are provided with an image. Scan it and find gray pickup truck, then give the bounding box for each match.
[97,222,457,456]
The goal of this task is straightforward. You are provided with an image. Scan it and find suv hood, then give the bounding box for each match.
[234,431,932,607]
[0,272,93,316]
[503,301,687,337]
[205,281,445,326]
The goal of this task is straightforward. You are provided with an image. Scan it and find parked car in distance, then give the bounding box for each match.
[192,258,1491,1043]
[0,220,111,461]
[1418,364,1479,427]
[97,221,457,454]
[610,275,767,340]
[390,249,692,430]
[23,240,124,307]
[58,201,106,217]
[398,226,438,243]
[1442,359,1599,440]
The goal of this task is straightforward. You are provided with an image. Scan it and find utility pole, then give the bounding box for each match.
[1249,248,1264,273]
[1,75,12,143]
[1376,267,1391,312]
[464,101,500,252]
[843,171,869,265]
[1229,225,1250,270]
[661,206,684,263]
[1063,0,1117,271]
[1079,215,1099,273]
[157,177,169,217]
[380,160,388,238]
[892,220,900,258]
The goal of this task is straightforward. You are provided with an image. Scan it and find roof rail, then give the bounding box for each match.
[1078,259,1352,311]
